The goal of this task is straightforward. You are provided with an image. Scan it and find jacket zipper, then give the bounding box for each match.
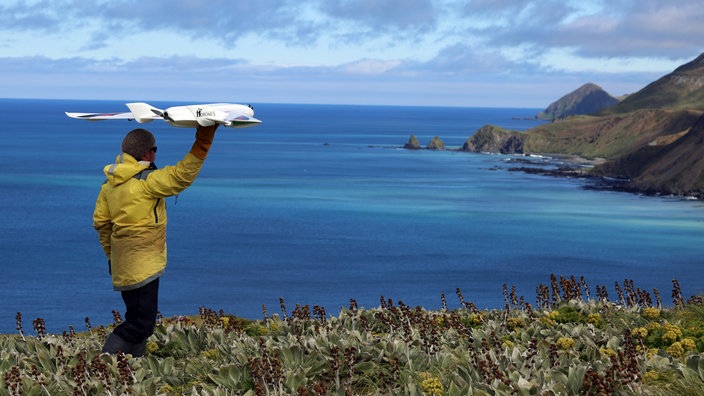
[154,198,161,223]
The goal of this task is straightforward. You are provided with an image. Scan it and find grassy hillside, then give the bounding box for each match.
[600,53,704,114]
[592,113,704,196]
[524,109,702,160]
[2,276,703,395]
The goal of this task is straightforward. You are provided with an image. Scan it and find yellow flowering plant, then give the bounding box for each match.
[667,342,685,358]
[419,372,444,396]
[556,337,575,350]
[642,307,660,320]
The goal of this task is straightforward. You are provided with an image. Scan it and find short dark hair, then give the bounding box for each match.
[121,129,155,160]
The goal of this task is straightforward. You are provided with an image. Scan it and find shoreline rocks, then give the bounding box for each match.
[400,132,701,200]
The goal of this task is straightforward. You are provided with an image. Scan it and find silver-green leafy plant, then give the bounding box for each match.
[1,276,703,395]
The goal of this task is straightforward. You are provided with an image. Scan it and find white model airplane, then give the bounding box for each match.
[66,102,262,128]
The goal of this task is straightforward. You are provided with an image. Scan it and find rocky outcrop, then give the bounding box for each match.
[461,125,526,154]
[403,134,421,149]
[427,136,445,150]
[402,134,445,150]
[536,83,620,120]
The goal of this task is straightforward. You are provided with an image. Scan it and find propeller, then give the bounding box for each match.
[151,108,174,122]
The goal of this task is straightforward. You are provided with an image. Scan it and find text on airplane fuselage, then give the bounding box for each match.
[196,108,216,117]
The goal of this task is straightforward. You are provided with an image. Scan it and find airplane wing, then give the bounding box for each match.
[66,104,163,124]
[65,112,137,121]
[66,102,261,128]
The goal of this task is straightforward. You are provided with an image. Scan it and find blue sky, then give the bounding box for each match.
[0,0,702,107]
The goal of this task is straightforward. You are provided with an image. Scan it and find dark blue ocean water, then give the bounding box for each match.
[1,99,703,334]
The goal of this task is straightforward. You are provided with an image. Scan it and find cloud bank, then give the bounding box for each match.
[0,0,702,106]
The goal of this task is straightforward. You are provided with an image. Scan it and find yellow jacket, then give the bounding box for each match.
[93,151,206,291]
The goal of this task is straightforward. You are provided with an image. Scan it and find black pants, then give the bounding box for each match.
[113,278,159,344]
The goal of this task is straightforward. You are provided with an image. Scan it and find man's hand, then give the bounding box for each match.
[190,124,219,159]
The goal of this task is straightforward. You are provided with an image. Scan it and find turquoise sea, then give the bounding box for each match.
[1,99,703,334]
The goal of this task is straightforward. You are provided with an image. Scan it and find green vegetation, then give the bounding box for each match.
[524,109,702,160]
[2,276,703,395]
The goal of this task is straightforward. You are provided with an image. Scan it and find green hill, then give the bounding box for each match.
[536,83,620,120]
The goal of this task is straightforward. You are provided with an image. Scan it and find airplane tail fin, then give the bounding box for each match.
[221,112,262,128]
[125,102,163,124]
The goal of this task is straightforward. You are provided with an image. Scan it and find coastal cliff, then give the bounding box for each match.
[460,52,704,198]
[460,125,526,154]
[591,113,704,196]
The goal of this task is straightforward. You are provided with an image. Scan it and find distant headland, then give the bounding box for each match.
[402,52,704,199]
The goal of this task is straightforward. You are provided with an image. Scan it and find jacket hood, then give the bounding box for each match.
[103,153,149,186]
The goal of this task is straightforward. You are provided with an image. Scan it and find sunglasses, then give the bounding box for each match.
[150,146,158,153]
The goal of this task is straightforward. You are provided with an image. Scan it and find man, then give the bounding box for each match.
[94,124,217,356]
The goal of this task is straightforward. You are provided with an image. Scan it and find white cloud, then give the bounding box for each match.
[538,48,687,74]
[338,59,403,75]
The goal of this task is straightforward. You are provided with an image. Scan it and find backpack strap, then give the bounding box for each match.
[133,163,158,180]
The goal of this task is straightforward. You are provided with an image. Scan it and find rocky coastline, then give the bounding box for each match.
[400,134,703,200]
[399,53,704,200]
